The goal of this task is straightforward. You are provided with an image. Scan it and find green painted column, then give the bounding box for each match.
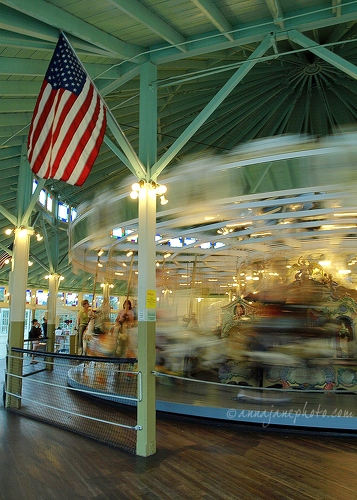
[136,61,158,456]
[5,227,32,408]
[136,182,157,456]
[46,273,62,367]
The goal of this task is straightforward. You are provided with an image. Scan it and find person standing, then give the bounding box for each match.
[29,319,42,364]
[76,299,90,355]
[41,317,48,338]
[115,300,135,357]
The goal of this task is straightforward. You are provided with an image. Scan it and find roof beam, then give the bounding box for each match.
[0,204,17,226]
[20,178,46,227]
[0,56,120,80]
[103,135,135,172]
[96,64,141,96]
[265,0,284,29]
[289,30,357,80]
[0,147,21,159]
[151,34,272,179]
[107,0,187,52]
[0,7,117,57]
[150,2,357,64]
[190,0,234,41]
[106,113,146,178]
[1,0,143,60]
[332,0,342,17]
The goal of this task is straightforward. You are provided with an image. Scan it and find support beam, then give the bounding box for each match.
[136,183,157,457]
[103,135,133,171]
[136,61,157,457]
[107,0,187,51]
[106,113,146,179]
[20,177,46,227]
[150,34,272,179]
[265,0,285,29]
[5,227,32,409]
[289,30,357,80]
[1,0,143,59]
[139,62,158,172]
[191,0,234,41]
[0,204,17,226]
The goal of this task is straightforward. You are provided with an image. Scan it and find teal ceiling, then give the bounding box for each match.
[1,0,357,294]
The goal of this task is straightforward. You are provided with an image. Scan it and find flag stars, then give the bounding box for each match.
[45,36,86,94]
[27,33,106,186]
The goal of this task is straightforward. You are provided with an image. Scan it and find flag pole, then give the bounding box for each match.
[125,253,135,312]
[92,252,102,310]
[60,32,146,179]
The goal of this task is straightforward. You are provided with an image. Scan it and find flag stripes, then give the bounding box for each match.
[27,33,106,186]
[0,244,13,270]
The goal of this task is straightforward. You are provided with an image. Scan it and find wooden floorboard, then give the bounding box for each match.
[1,359,357,500]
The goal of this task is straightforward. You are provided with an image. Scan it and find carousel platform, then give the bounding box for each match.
[67,362,357,431]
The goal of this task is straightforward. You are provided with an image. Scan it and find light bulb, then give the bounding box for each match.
[157,184,167,195]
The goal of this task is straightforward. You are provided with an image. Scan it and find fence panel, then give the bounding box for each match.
[4,348,139,454]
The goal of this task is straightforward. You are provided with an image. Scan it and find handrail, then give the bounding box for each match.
[10,346,137,364]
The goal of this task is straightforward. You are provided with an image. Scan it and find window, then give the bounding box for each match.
[65,292,78,307]
[58,313,77,331]
[169,238,183,248]
[110,296,119,310]
[111,228,136,241]
[184,238,197,245]
[58,202,69,222]
[36,290,48,305]
[25,309,32,339]
[39,189,46,206]
[0,308,9,336]
[46,193,53,212]
[70,207,77,221]
[83,294,93,305]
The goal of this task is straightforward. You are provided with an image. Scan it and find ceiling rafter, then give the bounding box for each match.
[107,0,187,52]
[265,0,285,29]
[190,0,234,41]
[0,5,118,57]
[1,0,143,60]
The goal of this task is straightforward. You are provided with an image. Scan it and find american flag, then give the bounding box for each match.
[27,33,107,186]
[0,243,13,270]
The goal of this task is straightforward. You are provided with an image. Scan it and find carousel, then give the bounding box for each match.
[67,133,357,430]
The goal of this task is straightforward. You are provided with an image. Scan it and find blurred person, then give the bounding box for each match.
[187,313,198,327]
[29,318,42,364]
[41,317,48,338]
[115,300,135,357]
[76,299,90,355]
[116,299,135,328]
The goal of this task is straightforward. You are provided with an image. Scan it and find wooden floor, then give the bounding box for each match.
[1,359,357,500]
